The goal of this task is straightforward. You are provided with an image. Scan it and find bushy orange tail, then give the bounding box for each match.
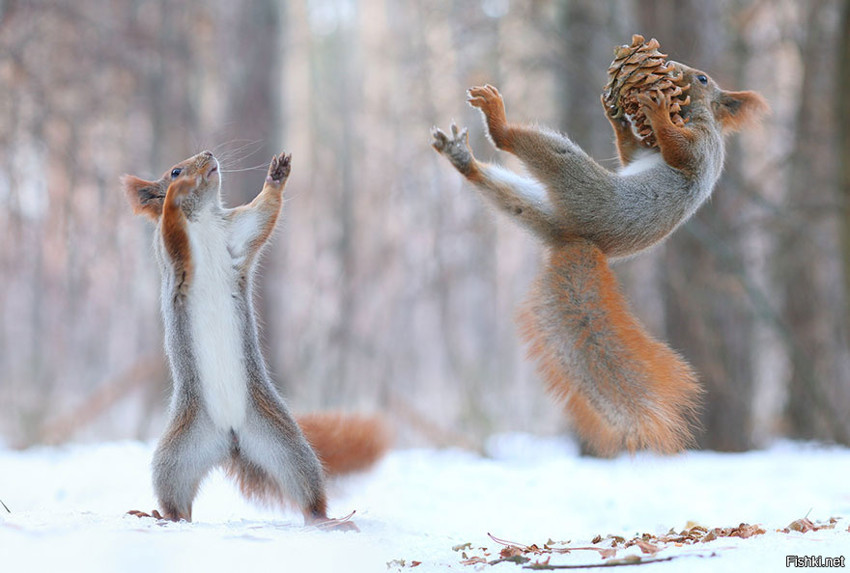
[296,412,391,476]
[517,239,702,455]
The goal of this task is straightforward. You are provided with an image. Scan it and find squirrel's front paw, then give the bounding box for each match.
[266,152,292,186]
[467,85,511,149]
[431,123,468,153]
[166,175,199,205]
[431,123,473,173]
[467,85,505,117]
[636,91,671,121]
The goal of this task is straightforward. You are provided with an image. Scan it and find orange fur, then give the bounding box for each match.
[159,177,196,292]
[468,84,514,152]
[122,174,165,220]
[225,453,286,508]
[714,90,769,134]
[604,110,642,166]
[296,412,391,477]
[638,92,701,175]
[517,239,702,455]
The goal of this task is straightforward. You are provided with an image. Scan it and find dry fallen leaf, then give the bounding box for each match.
[634,539,660,555]
[732,523,766,539]
[781,516,839,534]
[463,520,777,568]
[499,546,524,559]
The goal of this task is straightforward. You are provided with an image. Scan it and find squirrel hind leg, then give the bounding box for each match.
[151,411,227,521]
[235,387,330,522]
[225,428,330,521]
[224,448,285,507]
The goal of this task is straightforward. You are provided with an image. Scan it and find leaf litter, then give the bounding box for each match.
[455,517,844,569]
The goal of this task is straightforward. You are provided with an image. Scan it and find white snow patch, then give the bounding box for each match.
[1,437,848,572]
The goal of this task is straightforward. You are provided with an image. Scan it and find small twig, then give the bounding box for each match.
[488,532,536,552]
[524,552,720,569]
[524,555,677,569]
[0,499,10,513]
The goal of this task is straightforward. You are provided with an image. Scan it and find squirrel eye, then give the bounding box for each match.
[170,168,182,178]
[696,74,708,85]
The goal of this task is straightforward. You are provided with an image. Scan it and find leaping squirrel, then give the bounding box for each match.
[432,61,767,455]
[123,151,388,526]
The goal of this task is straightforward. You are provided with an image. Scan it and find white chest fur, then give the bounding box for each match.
[187,211,249,430]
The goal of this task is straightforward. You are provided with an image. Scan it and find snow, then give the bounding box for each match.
[1,436,848,572]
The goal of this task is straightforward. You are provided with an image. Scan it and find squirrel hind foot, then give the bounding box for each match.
[126,508,183,522]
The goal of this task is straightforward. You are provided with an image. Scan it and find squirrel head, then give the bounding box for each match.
[122,150,221,220]
[671,63,769,135]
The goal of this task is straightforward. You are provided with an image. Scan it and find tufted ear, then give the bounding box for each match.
[713,90,769,134]
[122,175,165,220]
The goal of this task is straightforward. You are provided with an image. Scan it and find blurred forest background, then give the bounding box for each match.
[1,0,848,452]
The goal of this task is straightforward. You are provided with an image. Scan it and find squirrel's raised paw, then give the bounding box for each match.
[467,84,508,125]
[467,84,503,110]
[166,175,200,204]
[431,123,468,152]
[266,152,292,186]
[467,84,511,149]
[636,91,672,118]
[431,124,474,174]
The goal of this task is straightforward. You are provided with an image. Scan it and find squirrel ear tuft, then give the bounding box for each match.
[714,90,769,134]
[122,175,164,220]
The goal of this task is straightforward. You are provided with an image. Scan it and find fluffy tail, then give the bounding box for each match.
[516,239,702,455]
[296,412,391,476]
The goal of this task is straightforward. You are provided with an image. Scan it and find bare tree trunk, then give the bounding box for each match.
[839,0,850,346]
[555,0,614,157]
[780,0,848,443]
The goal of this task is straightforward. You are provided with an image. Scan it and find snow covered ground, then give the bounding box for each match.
[1,435,848,572]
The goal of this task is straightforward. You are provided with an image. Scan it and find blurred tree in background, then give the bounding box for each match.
[1,0,847,451]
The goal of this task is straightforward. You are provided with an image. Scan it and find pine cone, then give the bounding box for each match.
[602,35,691,148]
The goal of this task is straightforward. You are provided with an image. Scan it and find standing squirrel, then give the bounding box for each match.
[431,62,767,455]
[122,151,388,526]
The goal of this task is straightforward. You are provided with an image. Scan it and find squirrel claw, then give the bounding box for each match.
[266,152,292,185]
[311,510,359,532]
[432,122,474,174]
[467,84,502,110]
[430,126,449,150]
[636,91,670,112]
[127,509,165,520]
[430,123,470,154]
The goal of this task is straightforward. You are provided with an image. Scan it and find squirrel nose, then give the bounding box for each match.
[201,150,214,159]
